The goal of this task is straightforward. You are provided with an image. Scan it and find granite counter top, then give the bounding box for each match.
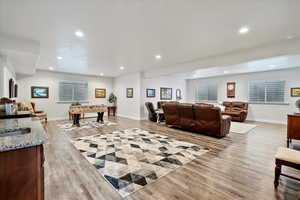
[0,118,47,152]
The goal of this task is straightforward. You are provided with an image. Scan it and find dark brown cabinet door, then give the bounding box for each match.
[0,145,44,200]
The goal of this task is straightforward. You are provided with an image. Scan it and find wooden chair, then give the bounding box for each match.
[17,102,47,123]
[274,147,300,188]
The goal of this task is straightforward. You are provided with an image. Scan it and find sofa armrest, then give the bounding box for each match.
[240,110,248,122]
[221,115,231,136]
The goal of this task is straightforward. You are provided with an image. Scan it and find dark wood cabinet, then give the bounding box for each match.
[0,145,44,200]
[108,106,117,116]
[287,114,300,148]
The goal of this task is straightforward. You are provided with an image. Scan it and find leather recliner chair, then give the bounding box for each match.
[194,105,231,137]
[162,102,180,126]
[222,101,248,122]
[145,102,157,122]
[157,101,177,109]
[162,103,231,137]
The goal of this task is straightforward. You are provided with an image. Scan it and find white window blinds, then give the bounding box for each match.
[195,84,218,102]
[59,81,88,102]
[249,80,285,103]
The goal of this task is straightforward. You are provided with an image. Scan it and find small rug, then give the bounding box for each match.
[230,122,257,134]
[71,128,209,197]
[58,120,117,133]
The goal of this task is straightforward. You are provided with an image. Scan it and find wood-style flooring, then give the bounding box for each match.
[44,116,300,200]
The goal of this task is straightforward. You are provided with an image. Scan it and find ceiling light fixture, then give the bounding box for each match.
[100,73,104,76]
[49,67,54,71]
[75,30,84,38]
[57,56,63,60]
[224,70,229,74]
[120,66,125,70]
[239,26,250,34]
[155,54,162,60]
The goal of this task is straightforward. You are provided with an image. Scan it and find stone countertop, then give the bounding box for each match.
[0,118,47,152]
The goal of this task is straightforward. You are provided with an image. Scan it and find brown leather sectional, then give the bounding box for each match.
[222,101,248,122]
[162,103,231,137]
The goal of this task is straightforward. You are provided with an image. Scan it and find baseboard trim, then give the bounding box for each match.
[248,118,286,125]
[117,114,141,121]
[48,117,68,121]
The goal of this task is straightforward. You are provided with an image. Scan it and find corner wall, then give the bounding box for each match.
[112,72,187,120]
[186,67,300,124]
[16,70,113,120]
[0,60,16,98]
[113,72,143,120]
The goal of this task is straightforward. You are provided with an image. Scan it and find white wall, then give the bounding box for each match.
[0,60,16,98]
[112,72,187,120]
[113,72,142,120]
[16,70,113,120]
[2,66,16,98]
[186,68,300,124]
[141,74,186,119]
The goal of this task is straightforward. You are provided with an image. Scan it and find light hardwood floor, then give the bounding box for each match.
[44,116,300,200]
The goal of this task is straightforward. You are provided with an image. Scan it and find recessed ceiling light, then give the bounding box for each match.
[239,26,249,34]
[75,30,84,38]
[155,54,162,60]
[49,67,54,71]
[224,70,229,74]
[57,56,63,60]
[100,73,104,76]
[120,66,125,70]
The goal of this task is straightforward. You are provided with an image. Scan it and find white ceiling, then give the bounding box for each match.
[1,0,300,77]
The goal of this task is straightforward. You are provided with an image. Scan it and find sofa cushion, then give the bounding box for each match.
[275,147,300,164]
[178,103,195,129]
[232,102,248,109]
[162,103,180,126]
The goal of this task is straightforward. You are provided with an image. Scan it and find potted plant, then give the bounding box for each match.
[296,99,300,114]
[108,93,117,106]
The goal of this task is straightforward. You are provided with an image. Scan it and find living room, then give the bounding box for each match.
[1,1,300,200]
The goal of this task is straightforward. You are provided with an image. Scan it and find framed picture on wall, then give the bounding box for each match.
[160,87,172,100]
[31,86,49,98]
[146,89,155,98]
[95,88,106,98]
[126,88,133,98]
[227,82,236,98]
[176,89,182,100]
[291,88,300,97]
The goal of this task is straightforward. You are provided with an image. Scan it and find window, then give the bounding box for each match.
[58,81,88,102]
[248,80,285,103]
[195,83,218,102]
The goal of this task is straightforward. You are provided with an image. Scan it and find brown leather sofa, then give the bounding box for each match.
[157,101,177,109]
[222,101,248,122]
[162,103,231,137]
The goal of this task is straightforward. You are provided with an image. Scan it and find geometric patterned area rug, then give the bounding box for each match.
[71,128,209,197]
[58,120,117,133]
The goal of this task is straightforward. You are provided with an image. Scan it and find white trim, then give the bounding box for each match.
[47,117,68,121]
[249,118,286,125]
[117,114,141,121]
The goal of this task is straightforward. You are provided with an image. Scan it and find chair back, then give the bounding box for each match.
[145,102,157,122]
[162,102,180,126]
[194,105,222,134]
